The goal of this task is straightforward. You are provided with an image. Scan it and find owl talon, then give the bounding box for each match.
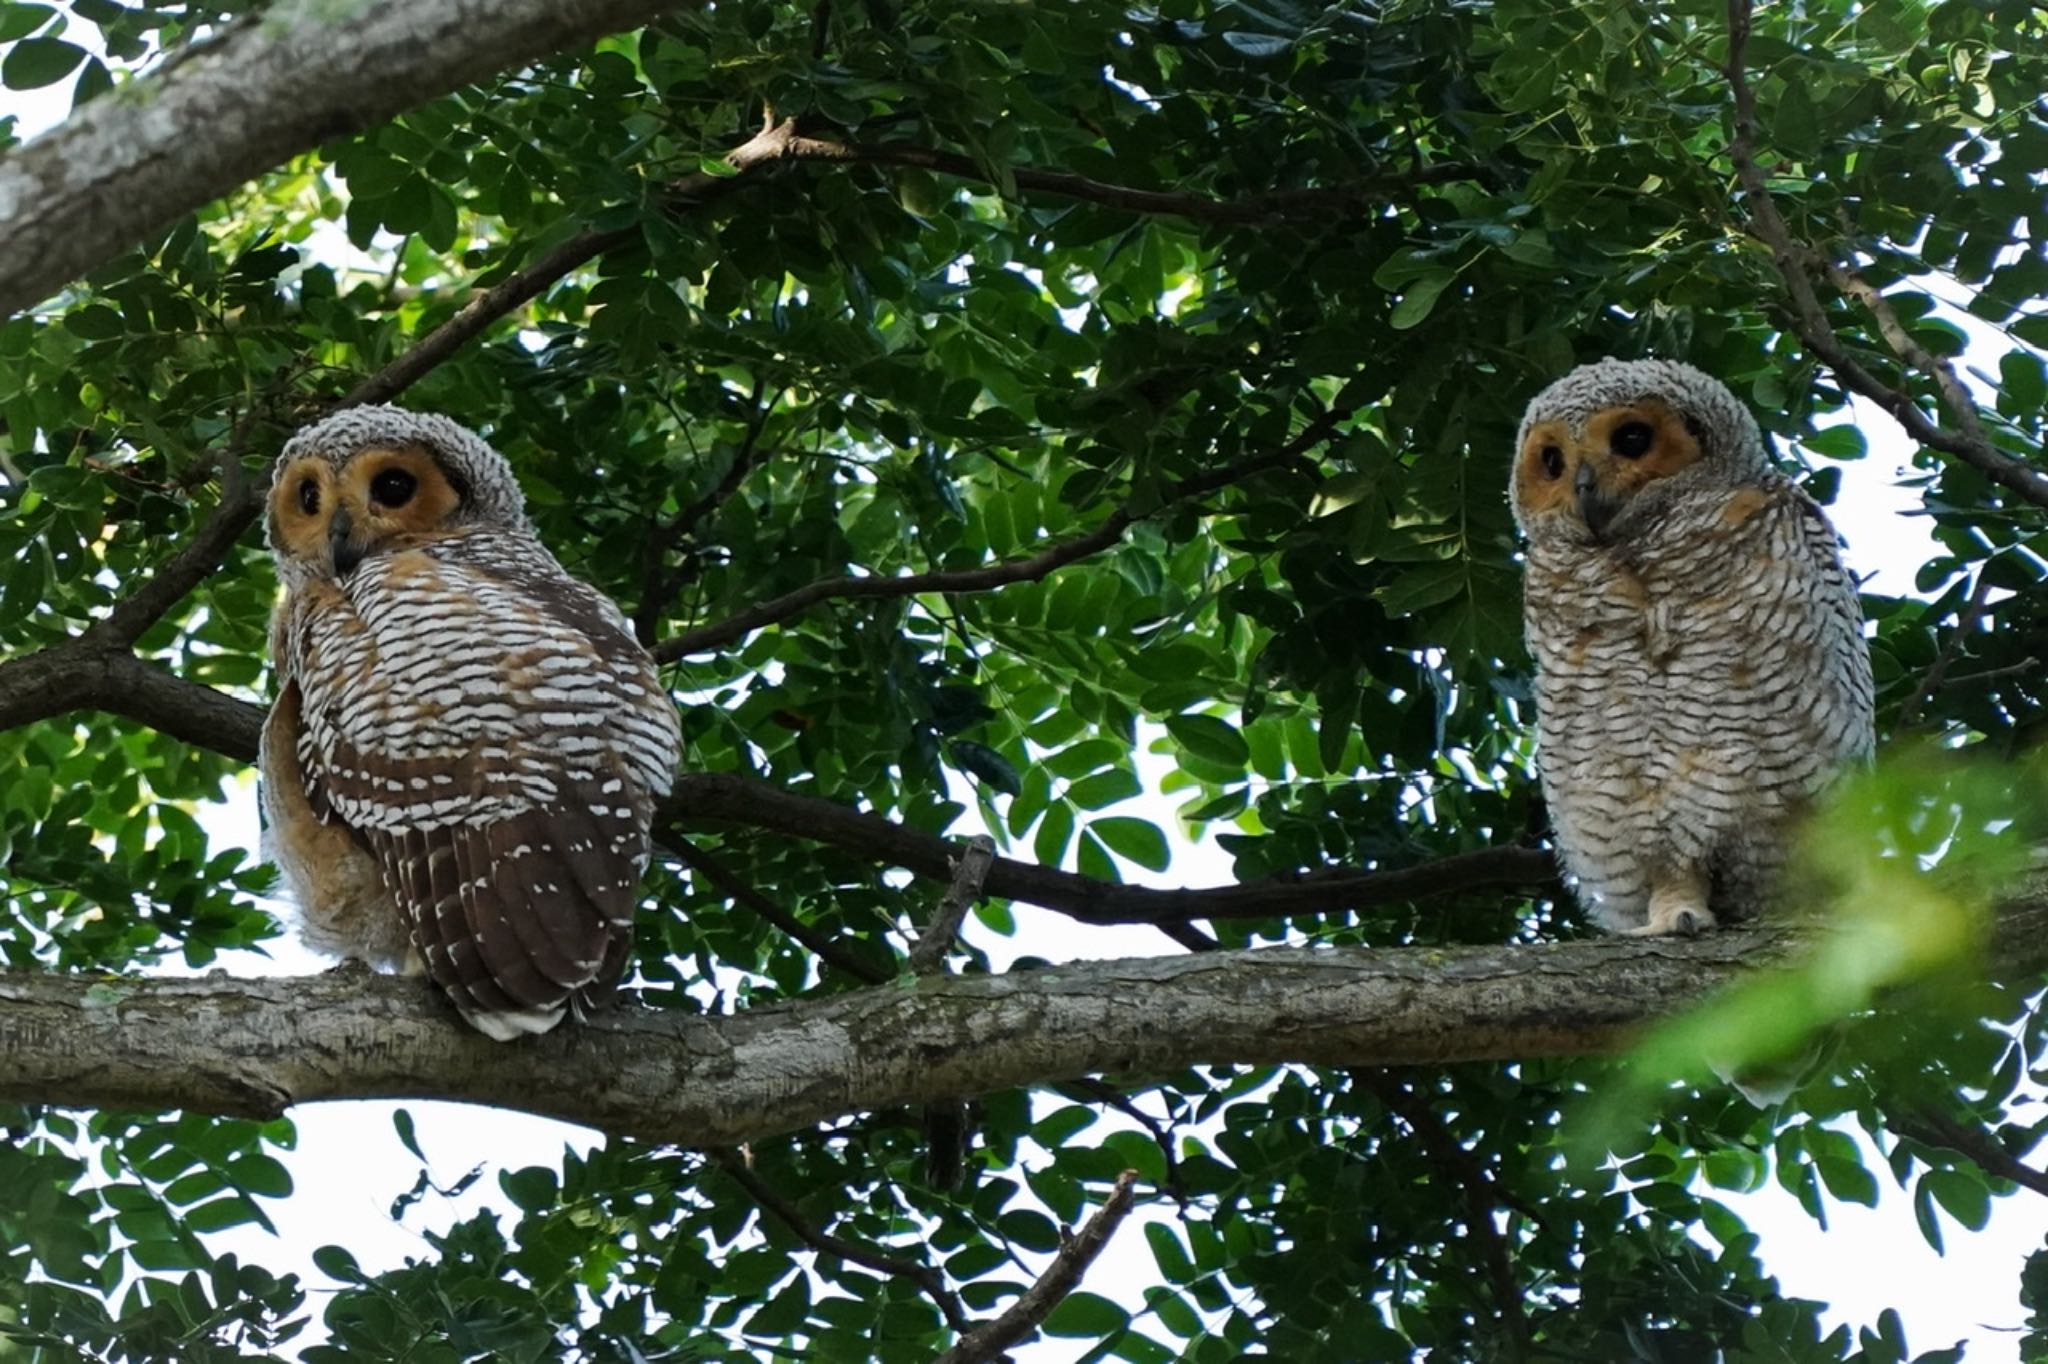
[1622,903,1717,938]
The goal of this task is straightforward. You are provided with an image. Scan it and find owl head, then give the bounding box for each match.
[1510,358,1769,546]
[266,405,527,582]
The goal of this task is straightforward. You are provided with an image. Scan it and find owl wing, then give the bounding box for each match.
[291,537,681,1038]
[1785,488,1877,768]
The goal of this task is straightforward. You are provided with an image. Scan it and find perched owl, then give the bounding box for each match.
[260,406,682,1039]
[1510,358,1874,936]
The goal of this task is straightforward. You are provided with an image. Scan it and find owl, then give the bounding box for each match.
[260,405,682,1039]
[1510,358,1874,936]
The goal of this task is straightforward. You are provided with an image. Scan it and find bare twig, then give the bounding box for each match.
[708,1148,971,1332]
[671,837,887,985]
[1721,0,2048,512]
[934,1169,1140,1364]
[908,836,998,975]
[1898,567,1997,728]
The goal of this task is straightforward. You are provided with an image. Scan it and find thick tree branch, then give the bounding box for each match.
[4,877,2044,1146]
[933,1169,1140,1364]
[1721,0,2048,512]
[0,0,701,319]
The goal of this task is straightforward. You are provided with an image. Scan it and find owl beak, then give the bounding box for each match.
[329,508,365,578]
[1575,462,1619,542]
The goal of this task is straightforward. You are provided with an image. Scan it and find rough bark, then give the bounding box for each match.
[5,876,2044,1146]
[0,0,693,318]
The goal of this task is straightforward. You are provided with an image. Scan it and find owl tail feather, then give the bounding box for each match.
[460,1002,568,1041]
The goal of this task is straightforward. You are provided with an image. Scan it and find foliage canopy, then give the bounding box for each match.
[1,0,2046,1359]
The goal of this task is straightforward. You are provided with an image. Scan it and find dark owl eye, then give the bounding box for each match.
[370,468,418,507]
[297,477,319,515]
[1611,421,1655,458]
[1539,444,1565,480]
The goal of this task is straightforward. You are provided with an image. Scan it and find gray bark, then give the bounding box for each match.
[5,878,2044,1146]
[0,0,690,318]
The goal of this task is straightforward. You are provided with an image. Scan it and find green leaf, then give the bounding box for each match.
[1388,272,1451,330]
[1165,713,1249,769]
[951,740,1023,796]
[1089,816,1170,872]
[2,35,83,88]
[1043,1290,1131,1337]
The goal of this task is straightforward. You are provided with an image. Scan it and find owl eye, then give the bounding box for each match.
[297,477,319,516]
[1611,422,1655,458]
[1539,444,1565,480]
[370,468,418,508]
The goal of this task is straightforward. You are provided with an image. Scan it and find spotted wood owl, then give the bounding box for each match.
[1510,359,1874,936]
[260,406,682,1038]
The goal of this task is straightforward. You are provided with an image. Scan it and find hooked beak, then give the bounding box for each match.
[1575,462,1618,543]
[329,507,365,577]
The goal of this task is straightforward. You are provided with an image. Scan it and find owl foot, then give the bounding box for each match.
[1626,880,1717,938]
[1622,904,1717,937]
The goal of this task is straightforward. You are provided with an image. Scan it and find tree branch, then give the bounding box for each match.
[1887,1107,2048,1201]
[663,772,1557,926]
[1358,1072,1534,1359]
[669,836,889,985]
[707,1148,970,1332]
[0,0,702,319]
[775,133,1476,226]
[933,1169,1140,1364]
[1898,566,1997,729]
[1720,0,2048,512]
[657,401,1347,661]
[4,876,2043,1149]
[907,836,997,975]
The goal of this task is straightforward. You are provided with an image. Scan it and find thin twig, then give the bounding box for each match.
[1721,0,2048,511]
[908,836,997,974]
[933,1169,1141,1364]
[1898,567,1997,728]
[671,837,886,984]
[635,378,779,644]
[1358,1073,1533,1359]
[708,1148,972,1332]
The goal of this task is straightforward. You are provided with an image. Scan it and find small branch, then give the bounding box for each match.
[1898,567,1997,728]
[670,837,887,985]
[778,133,1476,227]
[664,772,1557,927]
[1721,0,2048,512]
[1887,1108,2048,1200]
[1358,1072,1535,1358]
[934,1169,1140,1364]
[656,512,1134,660]
[708,1148,971,1333]
[658,400,1346,662]
[907,836,997,975]
[83,421,264,652]
[635,377,779,644]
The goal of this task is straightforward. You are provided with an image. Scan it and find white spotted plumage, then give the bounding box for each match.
[1511,359,1874,935]
[259,405,681,1038]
